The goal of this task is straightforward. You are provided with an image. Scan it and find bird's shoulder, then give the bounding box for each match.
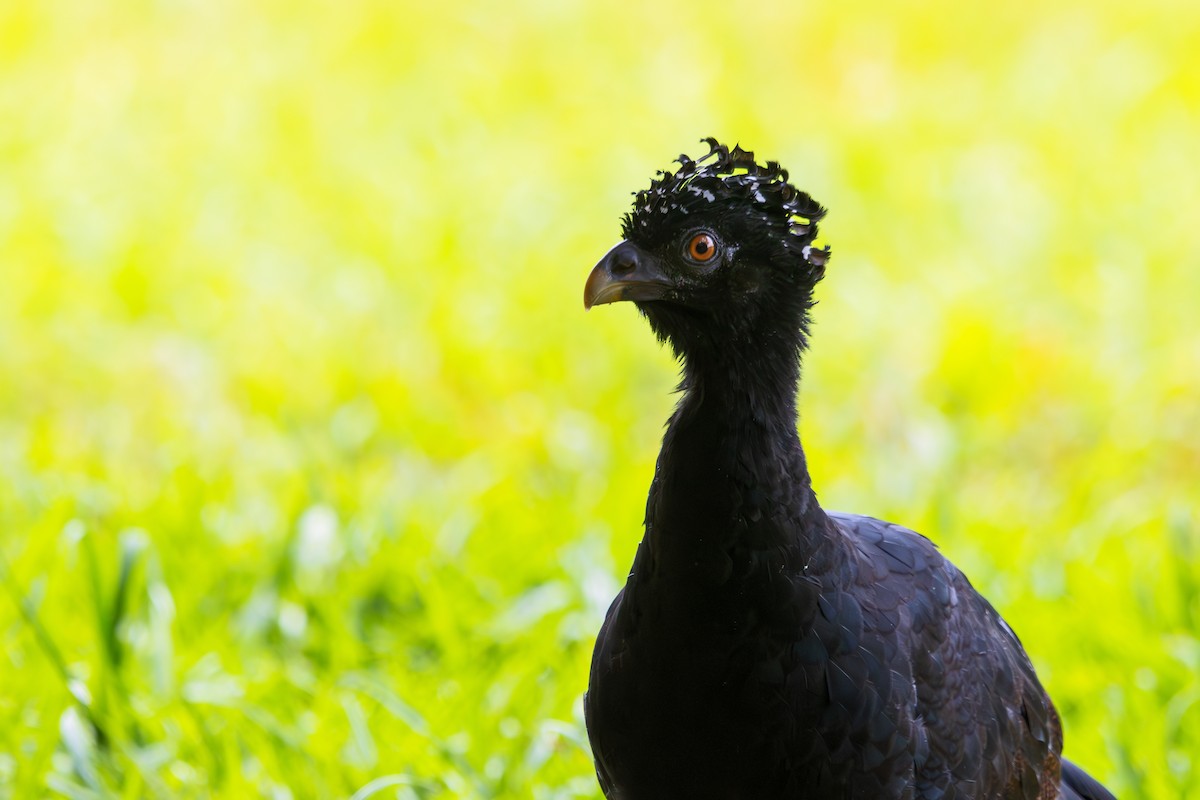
[824,511,1063,796]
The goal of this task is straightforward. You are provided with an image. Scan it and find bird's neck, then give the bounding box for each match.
[645,341,835,579]
[683,339,803,427]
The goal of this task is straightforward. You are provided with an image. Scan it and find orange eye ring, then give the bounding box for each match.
[686,232,719,263]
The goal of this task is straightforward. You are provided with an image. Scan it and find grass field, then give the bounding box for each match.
[1,1,1198,797]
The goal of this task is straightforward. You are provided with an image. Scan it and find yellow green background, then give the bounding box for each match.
[1,1,1197,797]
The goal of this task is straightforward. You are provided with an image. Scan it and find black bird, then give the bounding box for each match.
[582,140,1115,800]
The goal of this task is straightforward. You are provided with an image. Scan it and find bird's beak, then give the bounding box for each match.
[584,241,673,310]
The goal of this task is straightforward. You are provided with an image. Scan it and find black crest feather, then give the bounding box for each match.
[622,137,831,270]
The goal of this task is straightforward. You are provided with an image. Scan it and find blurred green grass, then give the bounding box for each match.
[1,0,1197,797]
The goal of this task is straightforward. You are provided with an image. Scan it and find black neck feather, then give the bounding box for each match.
[645,327,834,580]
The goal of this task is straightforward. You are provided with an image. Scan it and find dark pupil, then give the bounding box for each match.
[695,238,709,254]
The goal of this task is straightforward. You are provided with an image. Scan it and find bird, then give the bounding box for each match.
[581,139,1115,800]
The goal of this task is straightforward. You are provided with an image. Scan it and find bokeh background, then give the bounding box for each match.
[1,0,1197,797]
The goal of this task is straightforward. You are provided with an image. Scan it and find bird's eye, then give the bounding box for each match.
[685,232,719,264]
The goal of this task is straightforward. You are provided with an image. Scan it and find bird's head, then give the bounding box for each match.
[585,138,831,362]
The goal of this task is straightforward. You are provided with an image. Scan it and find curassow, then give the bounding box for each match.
[582,139,1115,800]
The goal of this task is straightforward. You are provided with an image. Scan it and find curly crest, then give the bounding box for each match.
[622,138,830,269]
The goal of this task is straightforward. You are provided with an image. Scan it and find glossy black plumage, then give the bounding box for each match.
[583,140,1115,799]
